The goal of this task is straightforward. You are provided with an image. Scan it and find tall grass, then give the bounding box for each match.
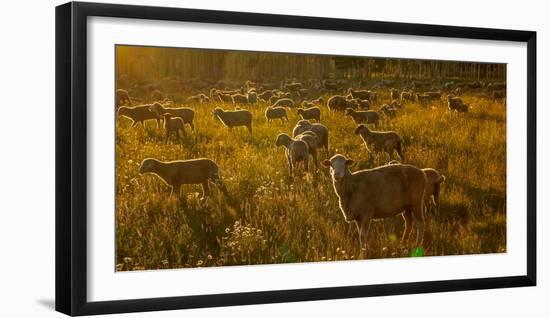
[115,92,506,271]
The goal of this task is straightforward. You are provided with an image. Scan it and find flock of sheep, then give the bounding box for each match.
[116,78,504,251]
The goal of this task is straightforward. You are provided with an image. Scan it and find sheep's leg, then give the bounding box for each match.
[401,209,414,246]
[356,216,372,257]
[131,120,137,127]
[433,186,441,218]
[412,204,425,247]
[312,150,318,169]
[165,130,170,144]
[304,157,309,172]
[188,121,195,132]
[200,181,210,205]
[247,124,252,134]
[170,184,181,199]
[156,118,161,128]
[287,155,293,178]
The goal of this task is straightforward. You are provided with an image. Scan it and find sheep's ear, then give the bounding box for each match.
[345,159,355,166]
[322,159,332,168]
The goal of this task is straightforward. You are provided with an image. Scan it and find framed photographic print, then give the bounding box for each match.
[55,1,536,316]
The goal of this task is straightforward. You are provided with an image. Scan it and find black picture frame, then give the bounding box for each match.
[55,1,537,316]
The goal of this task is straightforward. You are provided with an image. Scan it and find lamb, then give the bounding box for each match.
[139,158,226,204]
[422,168,446,217]
[295,131,318,168]
[322,154,426,249]
[354,124,405,161]
[344,108,380,125]
[275,133,310,177]
[117,105,163,128]
[163,113,186,144]
[212,107,253,133]
[292,120,329,157]
[265,106,289,123]
[447,95,469,112]
[297,106,321,122]
[232,93,249,105]
[149,103,196,131]
[116,89,131,106]
[327,95,358,112]
[272,98,295,108]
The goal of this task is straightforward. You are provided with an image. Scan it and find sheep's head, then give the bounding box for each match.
[297,108,304,115]
[139,158,159,174]
[116,107,128,116]
[275,133,292,147]
[344,108,354,116]
[149,102,163,115]
[212,107,223,117]
[163,113,174,120]
[322,154,355,182]
[346,88,353,95]
[296,120,311,127]
[354,124,367,135]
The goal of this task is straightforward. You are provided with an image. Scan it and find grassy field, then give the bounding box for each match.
[115,91,506,271]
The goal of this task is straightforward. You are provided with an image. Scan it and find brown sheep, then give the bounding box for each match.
[265,106,289,123]
[327,95,358,112]
[258,90,275,102]
[344,108,380,125]
[139,158,226,204]
[354,124,404,161]
[213,107,253,133]
[322,154,426,249]
[149,103,195,131]
[150,89,164,102]
[447,95,469,112]
[295,131,318,168]
[275,133,310,177]
[347,88,372,101]
[116,89,131,106]
[232,93,249,105]
[297,106,321,122]
[390,88,400,101]
[117,105,163,128]
[272,98,295,108]
[422,168,446,217]
[292,120,329,157]
[162,113,186,144]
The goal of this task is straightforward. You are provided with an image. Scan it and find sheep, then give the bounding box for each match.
[116,89,131,106]
[301,101,316,108]
[258,90,275,102]
[322,154,426,250]
[149,103,195,131]
[215,92,234,104]
[212,107,253,133]
[415,93,431,105]
[400,90,414,102]
[447,95,469,112]
[379,104,398,117]
[354,124,405,161]
[387,161,445,217]
[347,88,372,101]
[150,89,164,102]
[272,98,295,108]
[344,108,380,125]
[390,88,400,101]
[284,82,303,91]
[351,98,370,110]
[275,133,310,177]
[422,168,446,217]
[162,113,186,144]
[232,93,249,105]
[265,106,289,123]
[117,105,163,128]
[247,91,258,104]
[139,158,226,204]
[292,120,329,157]
[297,106,321,122]
[312,97,324,105]
[295,131,318,168]
[327,95,358,112]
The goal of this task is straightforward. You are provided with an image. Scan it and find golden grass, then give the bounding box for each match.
[115,92,506,271]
